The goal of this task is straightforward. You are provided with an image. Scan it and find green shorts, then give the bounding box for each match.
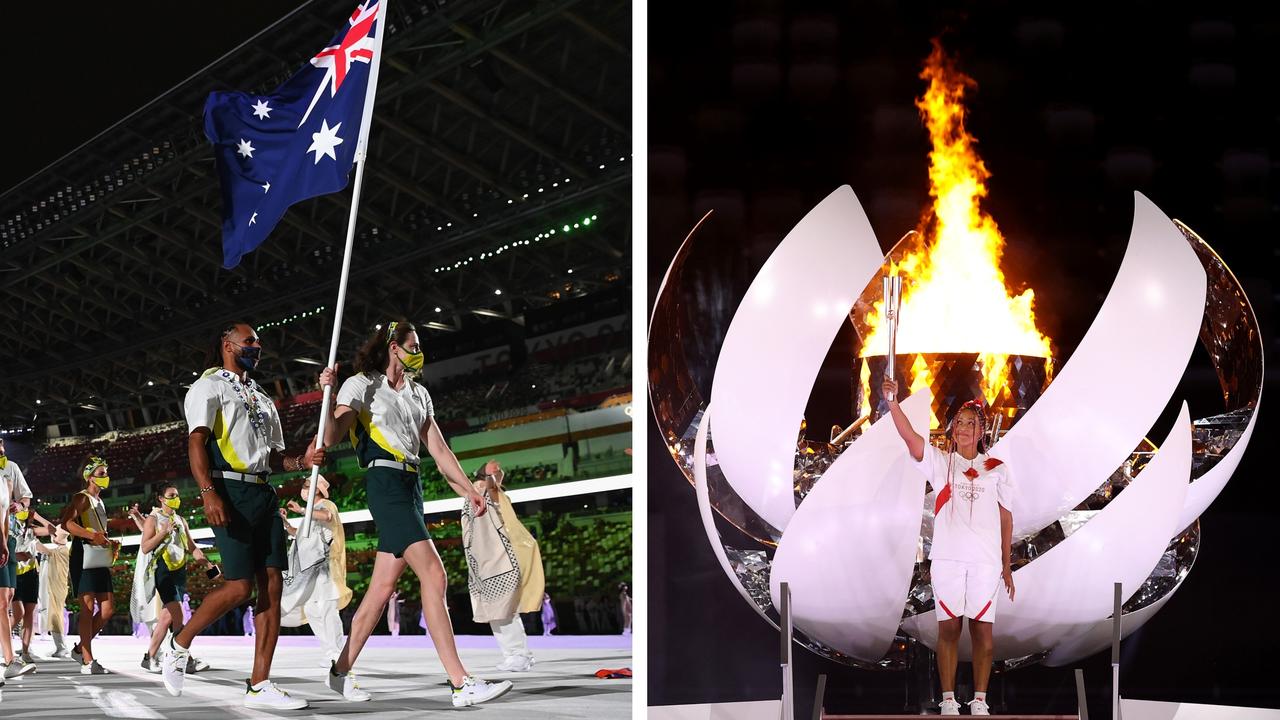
[16,568,39,603]
[209,477,286,581]
[0,536,16,588]
[155,562,188,604]
[70,540,114,596]
[365,465,431,557]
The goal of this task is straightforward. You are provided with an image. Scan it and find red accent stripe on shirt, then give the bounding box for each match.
[983,457,1004,471]
[973,600,993,621]
[938,599,957,619]
[934,483,952,514]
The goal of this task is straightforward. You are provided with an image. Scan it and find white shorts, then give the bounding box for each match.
[931,559,1001,623]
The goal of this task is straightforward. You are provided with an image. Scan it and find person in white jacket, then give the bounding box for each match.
[279,475,356,691]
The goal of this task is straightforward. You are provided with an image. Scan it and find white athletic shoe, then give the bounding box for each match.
[0,663,6,687]
[939,697,961,715]
[495,655,534,672]
[160,637,188,697]
[185,655,210,674]
[19,650,36,665]
[51,646,72,660]
[71,644,83,664]
[80,660,108,675]
[4,661,34,679]
[451,675,513,707]
[326,662,372,702]
[968,698,991,715]
[244,679,309,710]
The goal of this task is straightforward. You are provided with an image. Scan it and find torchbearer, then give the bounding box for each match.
[884,375,1016,717]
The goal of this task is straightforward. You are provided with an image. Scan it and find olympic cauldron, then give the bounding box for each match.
[648,186,1262,669]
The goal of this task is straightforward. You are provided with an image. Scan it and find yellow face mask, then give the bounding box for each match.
[397,345,425,372]
[16,510,29,522]
[164,497,181,510]
[93,475,111,489]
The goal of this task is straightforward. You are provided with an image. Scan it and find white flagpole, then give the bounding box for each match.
[301,0,388,537]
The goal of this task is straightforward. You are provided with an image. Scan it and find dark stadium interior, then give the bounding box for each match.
[0,0,632,641]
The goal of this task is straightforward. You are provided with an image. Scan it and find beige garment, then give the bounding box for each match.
[463,489,545,623]
[41,543,71,634]
[320,499,352,610]
[496,491,545,614]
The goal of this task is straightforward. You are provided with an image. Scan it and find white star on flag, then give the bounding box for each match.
[307,120,344,164]
[249,212,258,225]
[251,99,273,120]
[237,139,256,158]
[262,182,271,193]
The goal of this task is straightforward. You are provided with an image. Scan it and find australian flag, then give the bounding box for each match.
[204,0,383,268]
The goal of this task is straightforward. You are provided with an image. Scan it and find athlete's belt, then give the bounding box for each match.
[368,459,419,474]
[211,469,272,484]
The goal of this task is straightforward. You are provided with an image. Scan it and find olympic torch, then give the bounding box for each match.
[882,273,903,401]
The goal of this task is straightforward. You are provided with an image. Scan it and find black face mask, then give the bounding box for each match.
[235,344,261,371]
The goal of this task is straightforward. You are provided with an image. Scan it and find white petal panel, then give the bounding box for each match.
[709,185,888,532]
[994,192,1206,537]
[1177,396,1261,532]
[1043,571,1188,666]
[768,391,933,661]
[904,403,1193,661]
[692,405,780,631]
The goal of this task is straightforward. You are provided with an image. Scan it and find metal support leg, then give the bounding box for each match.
[1074,668,1090,720]
[1111,582,1122,720]
[812,674,827,720]
[780,582,794,720]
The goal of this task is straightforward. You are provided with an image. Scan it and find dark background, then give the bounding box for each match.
[2,2,300,194]
[648,1,1277,716]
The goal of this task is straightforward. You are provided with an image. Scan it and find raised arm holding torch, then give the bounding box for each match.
[882,273,903,402]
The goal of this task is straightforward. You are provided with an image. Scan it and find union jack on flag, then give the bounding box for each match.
[204,0,385,269]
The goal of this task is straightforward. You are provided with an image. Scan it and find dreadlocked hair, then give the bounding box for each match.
[207,321,252,368]
[945,400,989,453]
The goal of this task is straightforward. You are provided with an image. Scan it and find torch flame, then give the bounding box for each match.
[861,40,1052,405]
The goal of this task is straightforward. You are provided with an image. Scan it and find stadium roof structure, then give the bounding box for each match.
[0,0,630,436]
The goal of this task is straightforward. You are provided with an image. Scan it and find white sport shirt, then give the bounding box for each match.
[336,372,435,466]
[914,445,1014,567]
[184,368,285,473]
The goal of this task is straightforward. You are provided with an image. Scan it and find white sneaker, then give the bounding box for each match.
[451,675,513,707]
[160,637,188,697]
[939,697,961,715]
[80,660,108,675]
[0,663,6,687]
[4,661,34,679]
[968,698,991,715]
[495,655,533,672]
[19,650,36,665]
[51,646,71,660]
[185,655,210,674]
[326,662,372,702]
[244,679,309,710]
[71,644,83,664]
